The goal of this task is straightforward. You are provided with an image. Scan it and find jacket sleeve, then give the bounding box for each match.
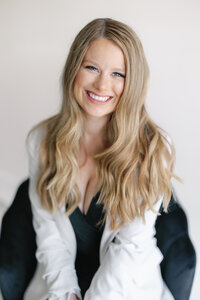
[27,128,82,300]
[84,199,165,300]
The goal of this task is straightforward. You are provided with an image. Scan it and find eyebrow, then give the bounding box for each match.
[82,59,125,73]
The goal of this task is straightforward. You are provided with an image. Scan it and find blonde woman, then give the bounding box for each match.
[25,18,176,300]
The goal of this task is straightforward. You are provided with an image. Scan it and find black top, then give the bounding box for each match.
[69,191,105,297]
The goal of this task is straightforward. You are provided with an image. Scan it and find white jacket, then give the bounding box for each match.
[24,128,174,300]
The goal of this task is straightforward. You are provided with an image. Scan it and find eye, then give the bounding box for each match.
[113,72,126,78]
[85,65,98,72]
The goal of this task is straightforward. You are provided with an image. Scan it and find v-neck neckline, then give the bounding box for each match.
[77,190,101,217]
[69,190,104,231]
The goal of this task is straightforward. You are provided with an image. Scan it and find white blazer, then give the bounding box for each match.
[24,128,174,300]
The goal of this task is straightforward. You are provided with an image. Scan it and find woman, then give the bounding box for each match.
[25,18,176,300]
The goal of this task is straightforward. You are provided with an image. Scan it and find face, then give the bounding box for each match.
[74,38,125,119]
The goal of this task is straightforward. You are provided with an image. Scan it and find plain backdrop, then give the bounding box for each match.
[0,0,199,299]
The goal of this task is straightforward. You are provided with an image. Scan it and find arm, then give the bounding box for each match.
[84,200,164,300]
[27,129,81,300]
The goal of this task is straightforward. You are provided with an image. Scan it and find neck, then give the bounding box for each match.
[83,114,108,135]
[80,114,109,155]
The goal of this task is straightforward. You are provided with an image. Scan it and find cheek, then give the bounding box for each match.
[115,81,125,97]
[74,70,83,88]
[75,68,92,88]
[74,70,85,98]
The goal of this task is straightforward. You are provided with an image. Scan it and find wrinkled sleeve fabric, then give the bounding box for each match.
[84,199,168,300]
[26,128,81,300]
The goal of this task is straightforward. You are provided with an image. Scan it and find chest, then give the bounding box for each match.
[76,156,99,215]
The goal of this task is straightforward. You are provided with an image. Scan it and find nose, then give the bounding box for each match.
[93,73,109,92]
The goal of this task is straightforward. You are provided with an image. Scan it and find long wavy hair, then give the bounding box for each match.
[28,18,179,230]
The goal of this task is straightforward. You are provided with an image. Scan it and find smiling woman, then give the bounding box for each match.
[74,38,125,118]
[24,18,178,300]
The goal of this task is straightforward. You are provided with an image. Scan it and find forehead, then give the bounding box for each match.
[83,38,125,70]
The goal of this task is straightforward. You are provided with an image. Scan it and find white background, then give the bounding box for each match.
[0,0,199,299]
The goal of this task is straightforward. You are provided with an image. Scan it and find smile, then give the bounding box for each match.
[86,91,113,104]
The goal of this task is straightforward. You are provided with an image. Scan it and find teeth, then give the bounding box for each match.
[88,92,110,102]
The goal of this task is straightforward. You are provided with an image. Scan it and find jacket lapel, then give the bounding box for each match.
[99,217,119,263]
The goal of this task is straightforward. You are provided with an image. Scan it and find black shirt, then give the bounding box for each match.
[69,191,105,297]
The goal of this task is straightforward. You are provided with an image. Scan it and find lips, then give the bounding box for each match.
[86,90,113,103]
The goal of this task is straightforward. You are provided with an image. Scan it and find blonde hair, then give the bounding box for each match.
[28,18,179,230]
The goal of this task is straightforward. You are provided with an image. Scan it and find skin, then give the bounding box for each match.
[74,37,126,122]
[70,294,79,300]
[71,38,126,299]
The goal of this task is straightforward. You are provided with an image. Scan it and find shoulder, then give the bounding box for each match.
[26,125,46,159]
[159,128,174,151]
